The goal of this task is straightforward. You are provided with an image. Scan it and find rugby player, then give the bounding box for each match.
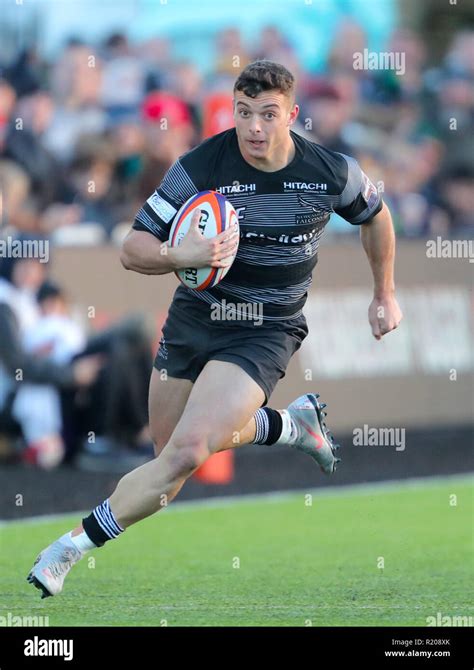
[28,61,402,598]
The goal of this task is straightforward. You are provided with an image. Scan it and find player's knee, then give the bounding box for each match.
[153,443,165,458]
[166,434,210,475]
[151,435,167,458]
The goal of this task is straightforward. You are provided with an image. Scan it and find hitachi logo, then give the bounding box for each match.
[284,182,327,191]
[216,183,256,194]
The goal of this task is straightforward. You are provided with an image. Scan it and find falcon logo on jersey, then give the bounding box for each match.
[298,195,329,212]
[296,212,329,227]
[296,197,330,227]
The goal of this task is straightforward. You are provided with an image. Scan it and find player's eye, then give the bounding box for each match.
[264,113,276,120]
[239,109,250,117]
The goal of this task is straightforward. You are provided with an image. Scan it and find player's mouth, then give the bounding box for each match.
[247,139,266,148]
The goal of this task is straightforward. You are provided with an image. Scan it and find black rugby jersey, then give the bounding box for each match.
[132,128,382,320]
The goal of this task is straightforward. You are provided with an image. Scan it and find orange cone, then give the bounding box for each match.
[193,450,234,484]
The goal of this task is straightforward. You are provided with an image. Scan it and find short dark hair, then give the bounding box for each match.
[233,60,295,100]
[36,280,64,304]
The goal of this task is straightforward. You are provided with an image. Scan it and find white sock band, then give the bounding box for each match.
[276,410,298,445]
[66,530,97,553]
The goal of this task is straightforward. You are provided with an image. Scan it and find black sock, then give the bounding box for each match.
[252,407,283,445]
[82,499,124,547]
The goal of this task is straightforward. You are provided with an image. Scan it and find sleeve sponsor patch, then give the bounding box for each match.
[361,173,379,209]
[146,193,177,223]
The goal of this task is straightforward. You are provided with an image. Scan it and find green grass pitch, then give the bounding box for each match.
[1,476,472,626]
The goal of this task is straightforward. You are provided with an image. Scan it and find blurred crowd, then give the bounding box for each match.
[0,22,472,243]
[0,255,154,471]
[0,22,472,471]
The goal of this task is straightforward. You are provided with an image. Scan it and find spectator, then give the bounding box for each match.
[24,281,86,364]
[67,146,119,236]
[0,78,16,151]
[100,33,145,124]
[0,25,471,246]
[44,43,106,163]
[439,164,474,238]
[0,260,102,468]
[137,92,196,199]
[2,91,72,209]
[0,160,37,232]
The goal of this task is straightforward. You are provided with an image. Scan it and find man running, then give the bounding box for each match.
[27,60,402,598]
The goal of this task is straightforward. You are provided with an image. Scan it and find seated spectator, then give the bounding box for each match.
[0,260,102,468]
[0,78,16,151]
[43,44,106,164]
[65,143,120,237]
[24,281,86,364]
[2,91,74,209]
[439,164,474,238]
[100,32,145,122]
[0,160,37,232]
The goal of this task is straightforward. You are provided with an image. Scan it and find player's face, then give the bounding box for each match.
[233,91,299,166]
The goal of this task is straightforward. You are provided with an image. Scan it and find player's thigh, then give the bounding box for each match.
[148,368,194,456]
[169,360,265,454]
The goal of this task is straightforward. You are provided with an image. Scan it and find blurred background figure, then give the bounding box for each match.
[23,280,86,365]
[0,256,100,468]
[0,252,153,471]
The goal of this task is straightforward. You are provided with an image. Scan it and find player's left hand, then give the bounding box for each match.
[368,294,403,340]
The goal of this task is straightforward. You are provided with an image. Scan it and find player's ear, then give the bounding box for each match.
[288,103,299,126]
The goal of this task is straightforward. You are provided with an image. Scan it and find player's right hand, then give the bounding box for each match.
[172,209,239,269]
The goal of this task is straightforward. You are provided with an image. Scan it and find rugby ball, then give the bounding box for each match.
[168,190,239,290]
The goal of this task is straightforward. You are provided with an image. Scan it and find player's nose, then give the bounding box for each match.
[249,117,262,134]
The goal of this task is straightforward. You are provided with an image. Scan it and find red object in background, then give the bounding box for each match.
[193,450,234,484]
[202,93,234,139]
[142,92,192,128]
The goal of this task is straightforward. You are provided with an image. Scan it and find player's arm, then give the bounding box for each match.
[121,211,238,275]
[360,202,403,340]
[333,154,402,339]
[120,230,175,275]
[120,156,238,275]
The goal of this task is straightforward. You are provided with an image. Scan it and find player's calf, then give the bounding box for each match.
[27,436,213,598]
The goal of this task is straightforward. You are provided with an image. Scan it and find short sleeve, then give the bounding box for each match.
[132,158,200,241]
[333,154,383,225]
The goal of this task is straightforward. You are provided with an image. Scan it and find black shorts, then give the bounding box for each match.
[154,287,308,404]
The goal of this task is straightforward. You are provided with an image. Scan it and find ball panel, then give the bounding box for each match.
[216,203,239,282]
[195,266,219,291]
[170,190,222,247]
[168,190,239,291]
